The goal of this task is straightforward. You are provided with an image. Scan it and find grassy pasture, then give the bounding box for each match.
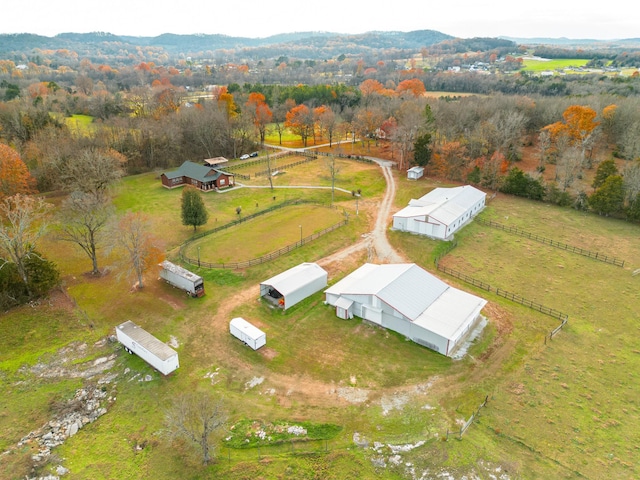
[61,114,95,135]
[184,204,346,263]
[388,192,640,479]
[4,165,640,479]
[229,154,384,194]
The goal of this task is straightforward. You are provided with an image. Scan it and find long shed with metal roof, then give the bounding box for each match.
[324,263,487,357]
[392,185,485,240]
[260,262,328,310]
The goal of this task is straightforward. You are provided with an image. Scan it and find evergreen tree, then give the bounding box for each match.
[588,175,624,216]
[181,187,209,231]
[591,158,618,190]
[413,133,432,167]
[500,168,545,200]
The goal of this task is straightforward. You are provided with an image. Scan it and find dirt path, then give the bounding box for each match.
[192,154,412,407]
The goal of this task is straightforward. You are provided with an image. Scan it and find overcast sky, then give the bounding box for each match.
[4,0,638,40]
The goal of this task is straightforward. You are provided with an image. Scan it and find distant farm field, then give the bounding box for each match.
[521,58,590,72]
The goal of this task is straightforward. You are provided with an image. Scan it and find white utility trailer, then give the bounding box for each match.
[115,320,179,375]
[159,260,205,297]
[229,317,266,350]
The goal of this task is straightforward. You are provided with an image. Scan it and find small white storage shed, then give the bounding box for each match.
[407,166,424,180]
[229,317,266,350]
[260,262,328,310]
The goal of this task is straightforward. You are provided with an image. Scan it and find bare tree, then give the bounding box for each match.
[114,212,163,289]
[537,129,552,170]
[57,191,113,275]
[164,393,227,465]
[555,147,584,191]
[0,194,52,297]
[325,156,341,205]
[623,160,640,203]
[620,121,640,161]
[58,148,126,202]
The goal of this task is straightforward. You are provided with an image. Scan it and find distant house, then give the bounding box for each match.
[325,263,487,357]
[407,166,424,180]
[160,161,234,191]
[392,185,486,241]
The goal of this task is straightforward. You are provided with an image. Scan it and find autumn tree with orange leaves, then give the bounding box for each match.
[213,86,238,119]
[543,105,600,167]
[246,92,272,145]
[396,78,426,97]
[0,144,37,200]
[285,104,314,147]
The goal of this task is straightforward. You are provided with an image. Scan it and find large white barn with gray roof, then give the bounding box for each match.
[392,185,486,240]
[324,263,487,357]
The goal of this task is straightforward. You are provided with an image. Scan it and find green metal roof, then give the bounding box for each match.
[163,161,226,182]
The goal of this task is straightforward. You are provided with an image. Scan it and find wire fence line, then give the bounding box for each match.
[475,217,625,267]
[226,149,374,179]
[447,395,489,440]
[254,155,319,177]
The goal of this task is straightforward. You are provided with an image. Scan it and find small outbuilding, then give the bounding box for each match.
[229,317,266,350]
[260,262,328,310]
[203,156,229,167]
[407,166,424,180]
[392,185,486,241]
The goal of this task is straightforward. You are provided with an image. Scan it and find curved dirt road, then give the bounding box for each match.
[192,154,409,407]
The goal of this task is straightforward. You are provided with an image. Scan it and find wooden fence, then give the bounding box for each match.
[475,218,625,267]
[435,261,569,340]
[180,220,347,270]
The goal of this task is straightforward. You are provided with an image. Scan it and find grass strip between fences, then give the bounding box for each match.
[178,200,346,269]
[475,217,625,267]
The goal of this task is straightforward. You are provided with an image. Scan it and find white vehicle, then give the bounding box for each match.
[229,317,266,350]
[115,320,179,375]
[240,154,250,160]
[159,260,205,297]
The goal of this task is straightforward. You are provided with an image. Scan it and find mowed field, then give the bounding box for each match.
[2,158,640,479]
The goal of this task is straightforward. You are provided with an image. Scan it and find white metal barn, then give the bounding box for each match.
[324,263,487,357]
[260,262,328,310]
[392,185,486,240]
[407,166,424,180]
[229,317,266,350]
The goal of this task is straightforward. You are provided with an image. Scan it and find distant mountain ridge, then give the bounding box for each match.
[2,30,638,61]
[0,30,454,58]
